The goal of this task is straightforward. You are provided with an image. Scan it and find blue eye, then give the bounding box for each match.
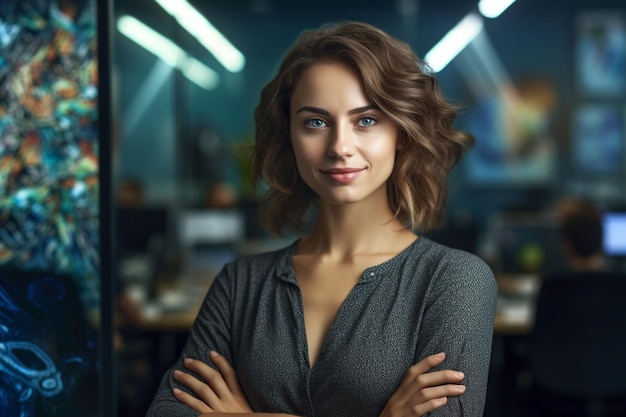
[358,116,376,127]
[305,118,327,129]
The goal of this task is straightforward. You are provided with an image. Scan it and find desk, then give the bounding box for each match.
[494,311,533,335]
[119,276,214,367]
[493,274,537,335]
[135,308,201,332]
[494,310,533,334]
[123,271,214,328]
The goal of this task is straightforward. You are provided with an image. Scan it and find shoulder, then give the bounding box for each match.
[206,242,295,301]
[220,241,295,281]
[415,237,494,278]
[415,237,497,296]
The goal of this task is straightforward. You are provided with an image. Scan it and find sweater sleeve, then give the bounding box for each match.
[145,264,235,417]
[416,250,497,417]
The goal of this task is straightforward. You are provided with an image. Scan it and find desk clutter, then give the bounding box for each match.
[496,273,539,313]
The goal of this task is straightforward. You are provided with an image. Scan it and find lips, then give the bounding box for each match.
[319,167,366,183]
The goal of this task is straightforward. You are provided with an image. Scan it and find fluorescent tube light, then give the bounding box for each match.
[154,0,246,73]
[179,56,219,89]
[117,15,183,66]
[478,0,517,18]
[117,15,218,90]
[425,13,484,73]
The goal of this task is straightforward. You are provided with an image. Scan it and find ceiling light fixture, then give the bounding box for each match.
[154,0,246,73]
[117,15,218,90]
[478,0,517,19]
[425,13,484,73]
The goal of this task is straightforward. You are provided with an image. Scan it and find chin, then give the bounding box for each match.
[319,191,377,206]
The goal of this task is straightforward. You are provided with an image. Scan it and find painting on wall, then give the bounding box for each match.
[571,104,624,176]
[575,11,626,97]
[0,0,101,415]
[461,79,558,187]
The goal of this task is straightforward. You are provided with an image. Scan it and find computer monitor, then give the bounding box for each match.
[177,210,244,278]
[602,212,626,257]
[178,209,245,247]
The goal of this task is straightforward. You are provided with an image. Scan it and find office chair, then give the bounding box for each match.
[530,274,626,417]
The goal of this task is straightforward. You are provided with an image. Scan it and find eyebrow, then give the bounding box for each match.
[295,104,378,115]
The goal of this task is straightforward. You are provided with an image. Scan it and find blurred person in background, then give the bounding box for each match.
[551,197,614,277]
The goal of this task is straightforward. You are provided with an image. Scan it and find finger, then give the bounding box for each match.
[396,353,447,396]
[413,369,465,391]
[173,387,212,413]
[413,396,448,416]
[210,351,245,397]
[409,352,447,377]
[419,383,466,401]
[173,369,221,408]
[399,371,465,403]
[183,358,231,399]
[406,384,465,416]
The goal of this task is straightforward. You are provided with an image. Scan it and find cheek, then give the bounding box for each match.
[292,139,323,167]
[368,141,398,166]
[290,142,314,182]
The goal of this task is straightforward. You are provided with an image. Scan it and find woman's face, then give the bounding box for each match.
[289,61,398,207]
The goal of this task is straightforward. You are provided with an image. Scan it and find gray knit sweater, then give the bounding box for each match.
[146,237,497,417]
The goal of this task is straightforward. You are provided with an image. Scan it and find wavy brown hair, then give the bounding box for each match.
[252,21,474,236]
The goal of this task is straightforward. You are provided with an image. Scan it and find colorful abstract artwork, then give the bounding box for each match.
[0,0,100,415]
[0,0,99,307]
[462,79,558,186]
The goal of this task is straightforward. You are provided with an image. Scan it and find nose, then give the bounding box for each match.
[326,123,355,159]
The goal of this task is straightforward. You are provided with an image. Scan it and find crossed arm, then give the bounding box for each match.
[173,350,466,417]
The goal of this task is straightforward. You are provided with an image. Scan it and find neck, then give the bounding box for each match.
[299,197,416,259]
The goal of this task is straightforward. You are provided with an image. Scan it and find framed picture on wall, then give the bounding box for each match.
[0,0,114,415]
[571,104,625,176]
[461,79,558,187]
[575,11,626,98]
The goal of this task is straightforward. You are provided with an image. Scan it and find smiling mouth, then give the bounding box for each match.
[319,168,365,183]
[319,168,365,174]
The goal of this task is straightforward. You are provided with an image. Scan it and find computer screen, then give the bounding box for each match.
[603,212,626,257]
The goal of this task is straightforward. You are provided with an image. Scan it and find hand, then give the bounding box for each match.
[173,350,252,414]
[379,352,466,417]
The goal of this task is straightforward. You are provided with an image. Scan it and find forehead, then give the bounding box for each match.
[290,61,369,107]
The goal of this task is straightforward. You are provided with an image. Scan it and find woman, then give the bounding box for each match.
[146,21,497,417]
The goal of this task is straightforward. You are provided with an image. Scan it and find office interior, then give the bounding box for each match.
[110,0,626,416]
